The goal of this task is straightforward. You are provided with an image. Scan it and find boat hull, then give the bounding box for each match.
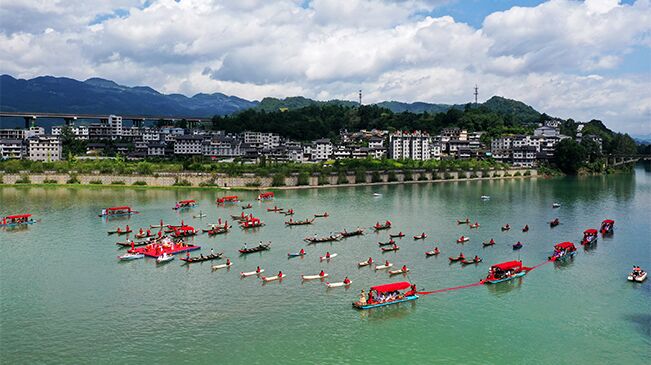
[484,271,527,284]
[353,295,419,310]
[628,272,647,282]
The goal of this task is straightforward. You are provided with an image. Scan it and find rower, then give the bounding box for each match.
[460,235,464,240]
[126,225,130,231]
[489,238,495,244]
[434,247,440,254]
[358,290,367,305]
[226,258,231,266]
[343,277,351,285]
[256,266,261,273]
[402,265,407,272]
[319,270,325,277]
[278,271,283,278]
[210,248,214,256]
[385,260,390,266]
[459,252,465,259]
[139,228,144,234]
[299,248,305,255]
[186,252,190,259]
[325,252,331,259]
[368,257,373,264]
[474,255,480,262]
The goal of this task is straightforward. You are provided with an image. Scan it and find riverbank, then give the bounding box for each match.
[0,168,537,190]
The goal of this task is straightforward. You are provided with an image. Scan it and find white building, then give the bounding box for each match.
[173,135,204,155]
[27,135,62,162]
[388,131,431,160]
[0,139,26,159]
[243,132,281,149]
[51,125,90,140]
[311,139,333,161]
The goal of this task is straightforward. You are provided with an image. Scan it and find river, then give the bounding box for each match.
[1,163,649,364]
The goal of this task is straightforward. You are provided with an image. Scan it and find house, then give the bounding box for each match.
[174,135,204,155]
[27,135,62,162]
[388,131,431,160]
[0,139,26,159]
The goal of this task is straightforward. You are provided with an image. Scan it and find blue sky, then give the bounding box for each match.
[0,0,649,133]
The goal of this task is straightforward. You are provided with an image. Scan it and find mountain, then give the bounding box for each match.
[255,96,358,111]
[0,75,258,118]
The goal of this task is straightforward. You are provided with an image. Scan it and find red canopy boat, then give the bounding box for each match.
[581,229,599,246]
[216,196,239,204]
[483,260,531,284]
[99,206,137,217]
[257,192,274,200]
[1,214,35,226]
[600,219,614,234]
[173,200,196,210]
[353,281,418,310]
[172,225,197,237]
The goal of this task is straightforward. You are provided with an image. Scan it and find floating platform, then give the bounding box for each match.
[129,244,201,258]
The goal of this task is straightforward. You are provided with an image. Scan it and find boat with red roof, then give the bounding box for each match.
[171,225,197,238]
[581,229,598,246]
[257,192,274,200]
[173,200,197,210]
[1,214,37,227]
[550,241,577,262]
[482,260,531,284]
[600,219,614,235]
[352,281,418,310]
[99,206,138,217]
[216,195,239,204]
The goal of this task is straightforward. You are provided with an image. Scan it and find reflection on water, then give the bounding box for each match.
[485,277,524,296]
[360,301,419,322]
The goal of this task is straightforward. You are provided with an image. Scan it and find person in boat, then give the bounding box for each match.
[200,254,205,259]
[256,266,261,273]
[343,277,351,285]
[524,224,529,231]
[404,284,417,297]
[299,248,305,255]
[210,248,214,256]
[126,225,130,232]
[392,244,398,250]
[325,252,331,259]
[389,239,395,244]
[319,270,325,277]
[434,247,440,254]
[277,271,283,278]
[460,235,465,241]
[368,257,373,264]
[358,290,367,305]
[186,252,190,260]
[459,252,465,259]
[489,238,495,244]
[473,255,480,262]
[226,258,231,266]
[402,265,408,272]
[117,227,122,233]
[384,260,390,267]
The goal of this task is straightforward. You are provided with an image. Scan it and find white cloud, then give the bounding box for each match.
[0,0,649,133]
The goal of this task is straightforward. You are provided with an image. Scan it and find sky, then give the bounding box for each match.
[0,0,650,134]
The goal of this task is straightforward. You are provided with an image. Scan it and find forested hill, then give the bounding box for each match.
[213,97,543,142]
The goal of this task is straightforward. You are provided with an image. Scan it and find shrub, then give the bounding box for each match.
[297,172,309,186]
[443,172,452,180]
[371,171,382,183]
[0,174,3,184]
[469,172,478,179]
[271,173,286,187]
[514,171,522,177]
[403,171,413,181]
[15,175,31,184]
[111,181,125,185]
[199,181,219,187]
[418,173,428,181]
[387,171,397,182]
[318,174,329,185]
[355,169,366,183]
[337,172,348,184]
[89,180,103,185]
[245,181,261,187]
[43,179,58,184]
[67,176,80,184]
[132,181,147,186]
[173,179,192,186]
[523,170,531,176]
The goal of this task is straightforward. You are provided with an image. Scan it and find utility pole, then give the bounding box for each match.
[358,90,362,106]
[474,84,479,105]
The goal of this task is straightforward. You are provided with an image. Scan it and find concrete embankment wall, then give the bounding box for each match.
[0,168,537,189]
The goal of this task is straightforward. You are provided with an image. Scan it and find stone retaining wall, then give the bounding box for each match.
[1,169,537,188]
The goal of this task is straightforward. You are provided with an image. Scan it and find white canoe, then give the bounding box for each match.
[193,214,207,219]
[326,281,352,288]
[241,269,264,277]
[319,253,338,261]
[262,274,286,282]
[358,261,373,267]
[374,263,393,270]
[118,253,144,261]
[156,255,174,263]
[628,272,647,282]
[212,262,233,270]
[389,268,409,275]
[302,273,329,280]
[457,237,470,243]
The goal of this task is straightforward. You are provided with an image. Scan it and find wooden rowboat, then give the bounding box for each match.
[319,253,337,261]
[388,268,409,275]
[302,273,328,280]
[262,274,286,282]
[241,269,264,277]
[211,262,232,270]
[239,244,271,254]
[326,281,352,288]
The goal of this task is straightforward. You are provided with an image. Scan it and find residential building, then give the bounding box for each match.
[0,139,26,159]
[27,135,62,162]
[388,131,431,160]
[174,135,204,155]
[51,125,90,140]
[312,138,333,161]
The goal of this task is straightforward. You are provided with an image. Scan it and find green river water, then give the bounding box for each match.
[1,164,650,364]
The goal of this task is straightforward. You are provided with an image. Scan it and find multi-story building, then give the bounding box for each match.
[243,132,281,149]
[27,135,62,162]
[51,125,90,140]
[203,137,243,158]
[147,142,167,157]
[0,139,26,159]
[512,146,537,167]
[173,135,204,155]
[388,131,431,160]
[311,138,333,161]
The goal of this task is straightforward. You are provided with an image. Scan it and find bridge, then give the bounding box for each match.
[606,155,650,167]
[0,111,212,128]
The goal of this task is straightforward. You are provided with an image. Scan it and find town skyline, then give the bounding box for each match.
[1,0,649,134]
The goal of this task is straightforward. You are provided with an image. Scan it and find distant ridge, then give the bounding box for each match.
[0,74,540,125]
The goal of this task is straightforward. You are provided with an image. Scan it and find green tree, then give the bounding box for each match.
[554,139,587,174]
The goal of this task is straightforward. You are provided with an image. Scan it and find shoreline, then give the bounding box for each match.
[0,170,538,191]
